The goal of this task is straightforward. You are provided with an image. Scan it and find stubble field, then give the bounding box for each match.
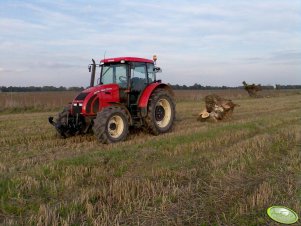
[0,89,301,225]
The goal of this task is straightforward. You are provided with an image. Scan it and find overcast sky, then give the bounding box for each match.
[0,0,300,87]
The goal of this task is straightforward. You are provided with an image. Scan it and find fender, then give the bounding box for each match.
[138,83,174,108]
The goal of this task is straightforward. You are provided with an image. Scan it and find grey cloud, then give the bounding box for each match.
[0,18,46,34]
[270,50,301,61]
[242,57,264,63]
[35,62,82,69]
[0,67,28,73]
[241,50,301,65]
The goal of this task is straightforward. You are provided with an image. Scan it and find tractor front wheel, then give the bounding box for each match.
[144,89,175,135]
[93,106,129,144]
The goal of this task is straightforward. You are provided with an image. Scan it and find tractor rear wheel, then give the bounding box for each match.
[93,106,129,144]
[144,89,175,135]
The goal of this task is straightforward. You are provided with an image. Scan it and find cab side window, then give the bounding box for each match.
[147,63,155,83]
[101,65,114,84]
[131,63,147,91]
[115,65,127,88]
[101,64,127,88]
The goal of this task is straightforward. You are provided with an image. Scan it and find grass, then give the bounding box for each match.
[0,91,77,113]
[0,89,300,113]
[0,90,300,225]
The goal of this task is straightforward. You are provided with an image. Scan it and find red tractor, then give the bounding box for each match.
[49,56,175,144]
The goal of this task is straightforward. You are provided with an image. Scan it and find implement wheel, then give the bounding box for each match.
[51,106,74,138]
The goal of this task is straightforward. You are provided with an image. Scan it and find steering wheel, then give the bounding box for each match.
[119,76,127,83]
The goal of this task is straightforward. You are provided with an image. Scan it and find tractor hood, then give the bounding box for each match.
[72,84,120,116]
[74,84,119,101]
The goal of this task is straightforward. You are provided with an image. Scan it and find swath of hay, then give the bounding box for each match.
[198,94,239,122]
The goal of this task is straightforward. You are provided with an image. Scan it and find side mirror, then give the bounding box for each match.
[153,67,162,73]
[88,65,92,72]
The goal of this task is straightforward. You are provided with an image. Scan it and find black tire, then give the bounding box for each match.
[52,106,86,138]
[55,106,74,138]
[92,106,129,144]
[144,89,175,135]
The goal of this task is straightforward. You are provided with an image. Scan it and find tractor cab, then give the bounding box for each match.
[89,57,160,107]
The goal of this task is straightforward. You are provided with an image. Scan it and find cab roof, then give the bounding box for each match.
[100,57,153,64]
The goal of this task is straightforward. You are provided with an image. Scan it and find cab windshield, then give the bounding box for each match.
[100,64,127,88]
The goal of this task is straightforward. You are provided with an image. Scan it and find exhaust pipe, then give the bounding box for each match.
[90,59,96,87]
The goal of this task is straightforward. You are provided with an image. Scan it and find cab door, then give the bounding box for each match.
[129,62,147,115]
[113,64,128,103]
[129,62,148,103]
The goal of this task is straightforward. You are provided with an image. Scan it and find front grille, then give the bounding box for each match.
[73,105,82,114]
[75,92,88,101]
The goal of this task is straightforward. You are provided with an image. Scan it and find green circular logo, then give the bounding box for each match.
[267,206,298,224]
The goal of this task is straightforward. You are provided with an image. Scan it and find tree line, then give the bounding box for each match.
[0,86,84,92]
[0,84,300,92]
[169,83,301,90]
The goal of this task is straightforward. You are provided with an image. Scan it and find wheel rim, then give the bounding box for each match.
[155,105,165,121]
[108,115,124,138]
[155,98,172,128]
